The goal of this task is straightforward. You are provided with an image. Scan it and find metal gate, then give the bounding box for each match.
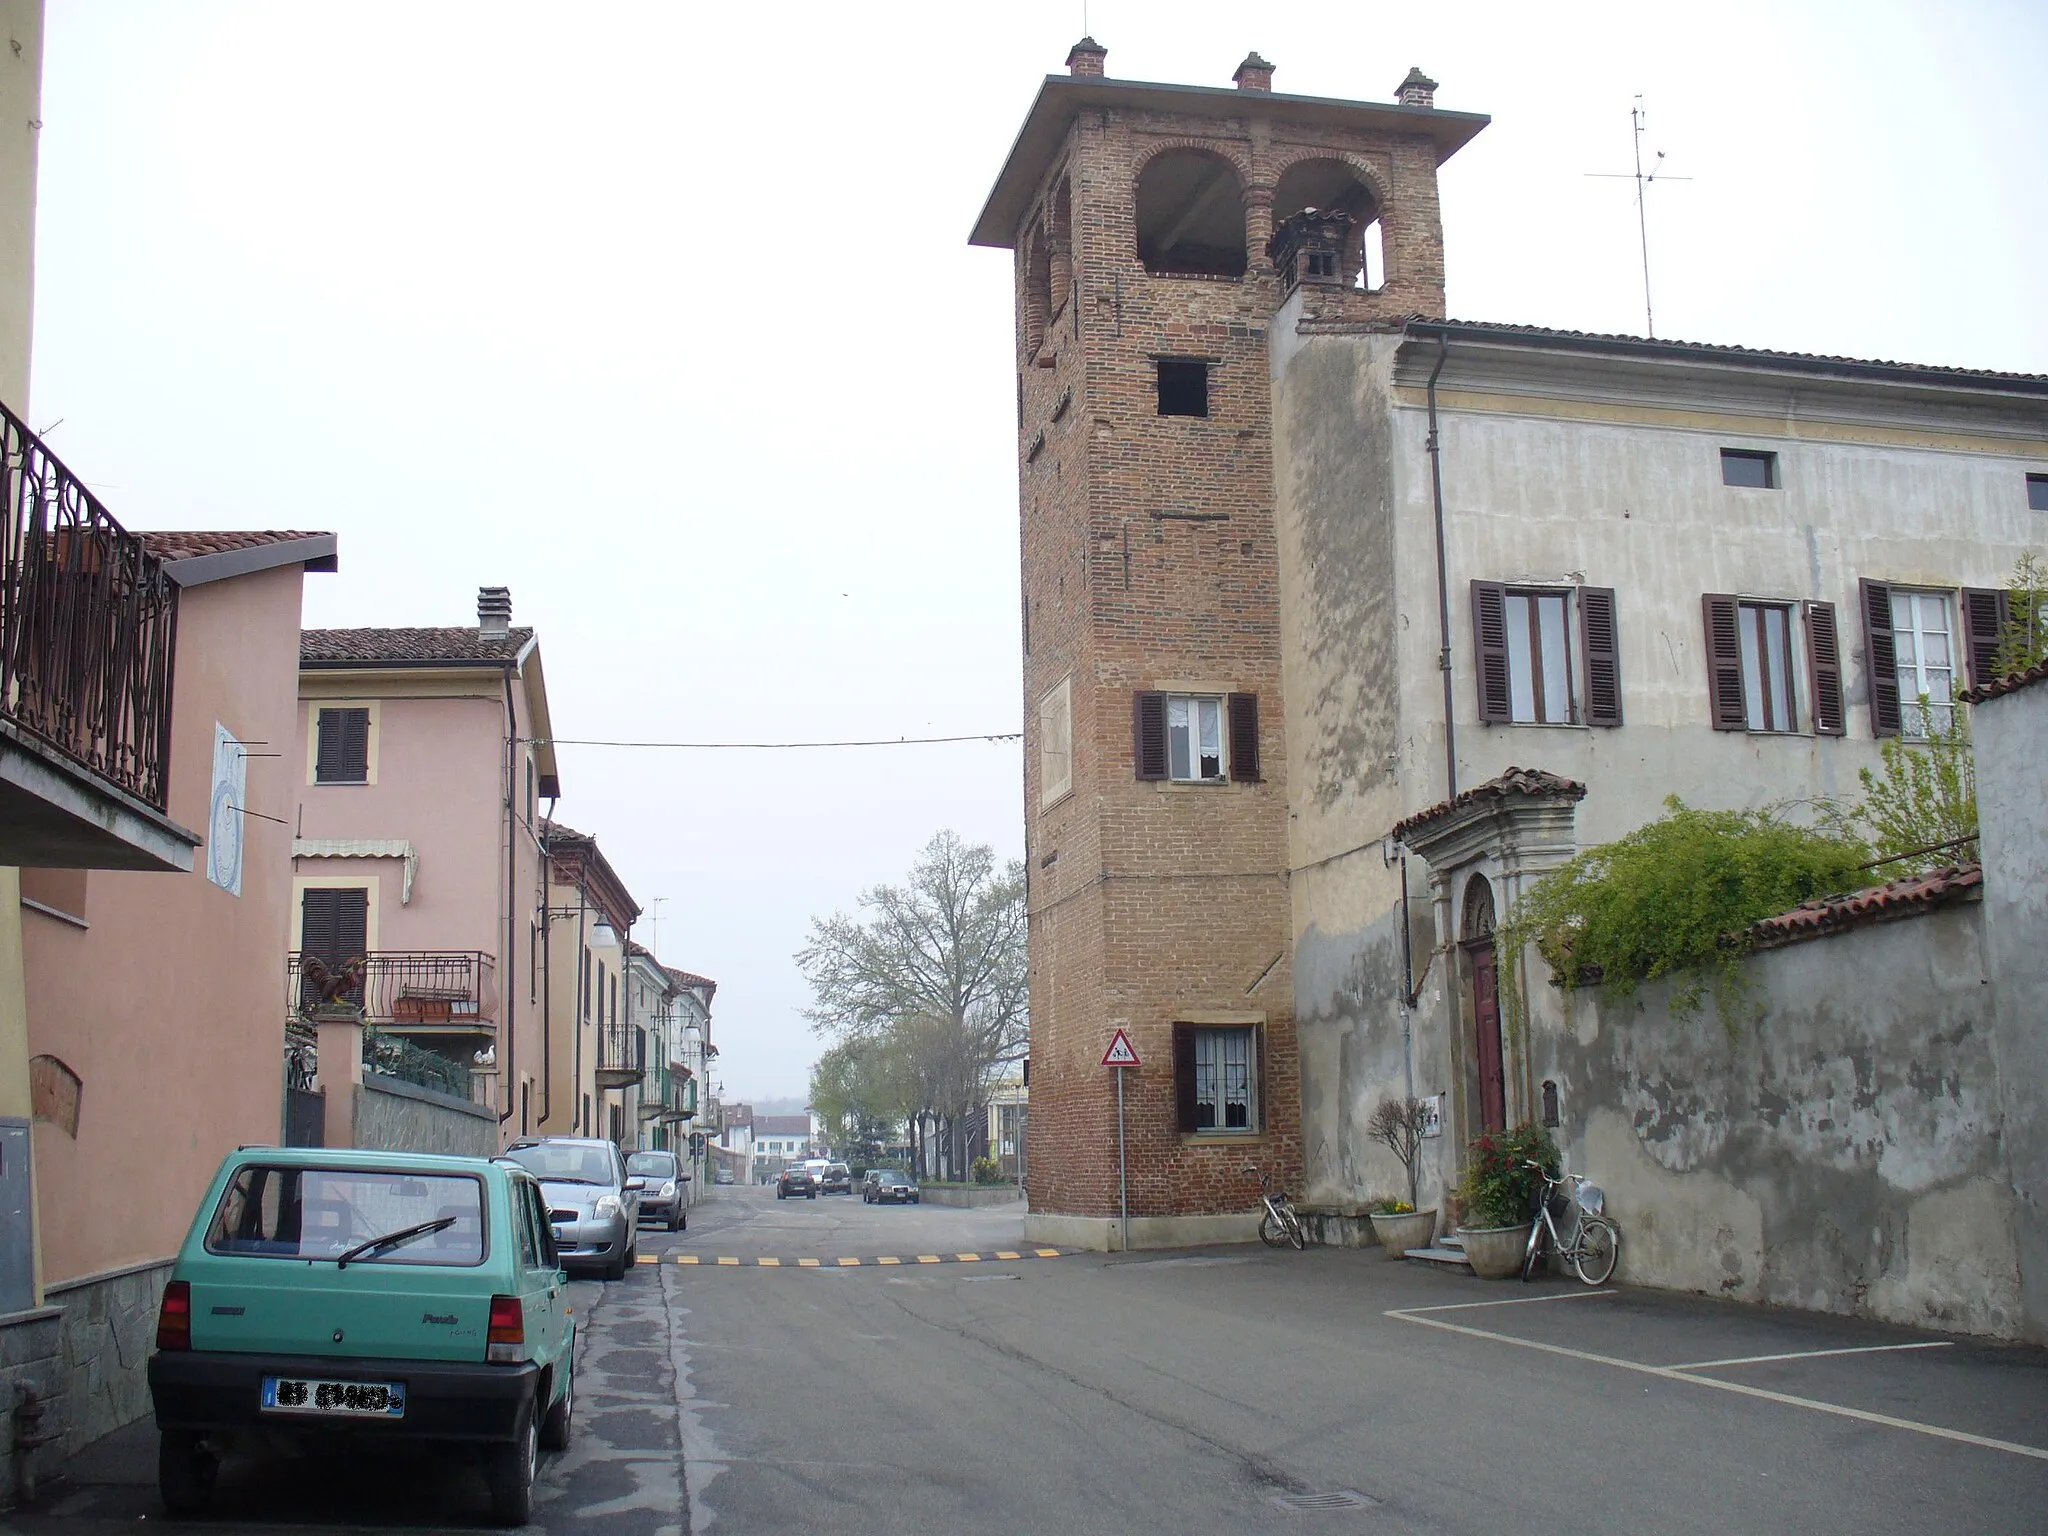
[284,1088,324,1147]
[0,1118,34,1313]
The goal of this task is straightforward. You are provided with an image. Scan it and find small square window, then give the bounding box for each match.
[314,706,370,784]
[1157,359,1209,418]
[2028,473,2048,512]
[1720,449,1778,489]
[1176,1023,1259,1133]
[1165,694,1226,780]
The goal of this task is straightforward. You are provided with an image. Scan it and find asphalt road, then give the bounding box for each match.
[17,1184,2048,1536]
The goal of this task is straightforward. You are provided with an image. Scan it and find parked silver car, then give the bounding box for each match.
[626,1149,688,1232]
[501,1137,639,1280]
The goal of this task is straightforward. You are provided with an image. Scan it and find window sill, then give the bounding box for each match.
[1485,721,1589,730]
[1159,777,1231,790]
[314,778,371,787]
[1180,1131,1262,1146]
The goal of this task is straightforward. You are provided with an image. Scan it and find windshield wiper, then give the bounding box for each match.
[538,1175,599,1185]
[334,1216,456,1269]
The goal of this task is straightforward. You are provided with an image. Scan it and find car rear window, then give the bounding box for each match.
[204,1165,486,1266]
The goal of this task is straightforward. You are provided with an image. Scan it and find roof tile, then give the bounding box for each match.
[1389,766,1587,845]
[142,529,331,560]
[302,626,533,666]
[1959,657,2048,705]
[1749,864,1982,949]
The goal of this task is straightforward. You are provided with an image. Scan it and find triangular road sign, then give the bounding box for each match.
[1101,1028,1140,1068]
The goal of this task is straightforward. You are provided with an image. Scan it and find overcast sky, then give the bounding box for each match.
[29,2,2047,1102]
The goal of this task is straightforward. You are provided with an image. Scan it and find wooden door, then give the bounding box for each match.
[1470,945,1507,1133]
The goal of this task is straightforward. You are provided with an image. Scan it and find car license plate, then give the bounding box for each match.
[261,1376,406,1418]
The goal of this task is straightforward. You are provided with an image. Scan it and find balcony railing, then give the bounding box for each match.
[288,950,498,1030]
[1,402,176,808]
[596,1022,645,1088]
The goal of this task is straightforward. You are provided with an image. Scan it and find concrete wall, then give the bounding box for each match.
[0,0,40,412]
[1974,674,2048,1340]
[1538,904,2020,1337]
[353,1074,497,1159]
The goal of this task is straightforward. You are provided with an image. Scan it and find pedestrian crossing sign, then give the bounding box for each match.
[1101,1029,1140,1068]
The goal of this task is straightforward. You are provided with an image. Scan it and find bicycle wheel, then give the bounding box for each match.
[1520,1217,1546,1282]
[1259,1207,1293,1249]
[1573,1217,1619,1285]
[1283,1207,1307,1251]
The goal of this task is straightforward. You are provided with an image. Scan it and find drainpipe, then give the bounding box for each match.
[500,669,518,1126]
[1425,330,1458,803]
[540,796,559,1126]
[572,889,588,1131]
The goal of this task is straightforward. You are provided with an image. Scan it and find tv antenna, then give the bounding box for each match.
[1586,97,1690,338]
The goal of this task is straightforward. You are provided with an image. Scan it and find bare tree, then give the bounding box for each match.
[1366,1096,1431,1209]
[797,831,1027,1179]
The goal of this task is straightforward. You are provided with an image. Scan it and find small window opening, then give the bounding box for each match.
[1305,251,1336,279]
[1135,149,1247,278]
[1361,219,1385,290]
[1157,359,1209,418]
[1272,158,1380,289]
[2028,473,2048,512]
[1721,449,1778,489]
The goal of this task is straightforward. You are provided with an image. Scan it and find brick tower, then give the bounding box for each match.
[973,43,1487,1247]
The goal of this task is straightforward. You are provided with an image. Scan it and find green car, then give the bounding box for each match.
[147,1147,576,1525]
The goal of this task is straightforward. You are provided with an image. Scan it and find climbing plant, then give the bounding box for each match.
[1992,550,2048,679]
[1825,701,1977,875]
[1495,798,1869,1031]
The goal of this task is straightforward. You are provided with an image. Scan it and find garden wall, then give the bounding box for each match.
[352,1073,498,1158]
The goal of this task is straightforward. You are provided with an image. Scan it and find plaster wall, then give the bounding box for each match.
[0,0,38,412]
[1541,906,2019,1338]
[1270,322,2048,1215]
[1973,677,2048,1339]
[23,564,308,1284]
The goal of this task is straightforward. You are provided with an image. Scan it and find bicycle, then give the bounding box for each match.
[1244,1166,1306,1251]
[1519,1159,1619,1285]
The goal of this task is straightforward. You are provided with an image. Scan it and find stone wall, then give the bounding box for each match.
[353,1074,498,1157]
[0,1305,61,1508]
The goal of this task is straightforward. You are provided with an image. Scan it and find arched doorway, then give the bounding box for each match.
[1461,875,1506,1133]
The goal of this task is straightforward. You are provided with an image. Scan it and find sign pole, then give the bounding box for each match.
[1116,1066,1128,1252]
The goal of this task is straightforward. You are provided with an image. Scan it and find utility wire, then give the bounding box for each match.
[528,732,1021,750]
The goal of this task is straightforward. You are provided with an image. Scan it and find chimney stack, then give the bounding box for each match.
[477,585,512,639]
[1066,37,1106,77]
[1395,67,1437,108]
[1233,52,1274,92]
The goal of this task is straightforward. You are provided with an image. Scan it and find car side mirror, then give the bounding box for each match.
[625,1177,646,1192]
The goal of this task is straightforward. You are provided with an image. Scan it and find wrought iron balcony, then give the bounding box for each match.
[288,950,499,1033]
[0,401,185,867]
[596,1022,645,1089]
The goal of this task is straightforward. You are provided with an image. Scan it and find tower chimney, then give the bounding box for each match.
[1395,67,1437,108]
[1066,37,1106,78]
[1233,52,1273,92]
[477,586,512,639]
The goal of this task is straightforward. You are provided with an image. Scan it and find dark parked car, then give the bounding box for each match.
[776,1166,817,1200]
[817,1162,853,1195]
[625,1150,687,1232]
[864,1169,919,1205]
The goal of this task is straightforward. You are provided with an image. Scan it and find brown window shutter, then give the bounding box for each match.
[315,709,344,781]
[1859,579,1901,737]
[1470,581,1511,723]
[1253,1022,1268,1135]
[301,887,340,962]
[1133,692,1168,779]
[1172,1022,1197,1133]
[1579,587,1622,727]
[1701,594,1746,730]
[335,888,368,962]
[1803,601,1846,735]
[1960,587,2012,691]
[1227,693,1261,781]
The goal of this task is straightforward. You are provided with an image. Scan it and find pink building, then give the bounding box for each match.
[294,587,560,1142]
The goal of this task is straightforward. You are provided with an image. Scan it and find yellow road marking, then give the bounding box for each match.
[797,1258,821,1268]
[839,1257,861,1266]
[758,1256,781,1267]
[676,1255,700,1265]
[716,1256,740,1266]
[995,1251,1021,1260]
[955,1253,981,1262]
[878,1256,902,1265]
[1035,1248,1063,1258]
[636,1255,658,1264]
[917,1255,941,1264]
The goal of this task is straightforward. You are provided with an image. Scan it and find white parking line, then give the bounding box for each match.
[1667,1342,1953,1371]
[1398,1289,1618,1315]
[1387,1306,2048,1463]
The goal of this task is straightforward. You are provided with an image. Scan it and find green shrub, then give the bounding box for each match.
[1499,797,1868,1027]
[1369,1197,1415,1216]
[970,1156,1003,1185]
[1456,1123,1558,1229]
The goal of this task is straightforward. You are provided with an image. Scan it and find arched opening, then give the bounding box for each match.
[1023,228,1050,358]
[1272,158,1383,291]
[1048,178,1073,314]
[1135,149,1247,278]
[1459,874,1506,1134]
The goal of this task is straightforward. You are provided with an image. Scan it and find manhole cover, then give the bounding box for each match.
[1268,1489,1378,1514]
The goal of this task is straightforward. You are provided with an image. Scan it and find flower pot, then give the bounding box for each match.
[1367,1209,1437,1257]
[1457,1224,1530,1279]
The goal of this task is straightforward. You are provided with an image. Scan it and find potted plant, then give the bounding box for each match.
[1364,1097,1438,1256]
[1455,1122,1559,1278]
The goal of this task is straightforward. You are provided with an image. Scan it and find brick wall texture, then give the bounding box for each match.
[1006,66,1452,1220]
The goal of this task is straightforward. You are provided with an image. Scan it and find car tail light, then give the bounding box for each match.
[487,1294,525,1363]
[156,1281,192,1351]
